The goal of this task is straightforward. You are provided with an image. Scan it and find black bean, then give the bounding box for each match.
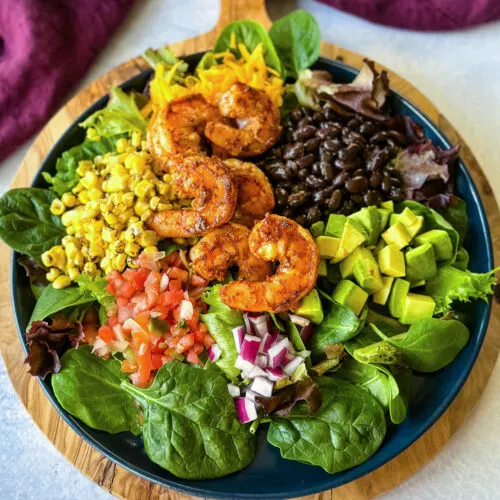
[346,176,369,193]
[340,199,355,215]
[338,143,361,162]
[389,186,404,201]
[298,116,313,128]
[305,175,327,189]
[335,157,361,171]
[304,137,321,153]
[359,121,377,137]
[272,167,290,181]
[381,174,392,193]
[283,143,304,161]
[296,154,315,169]
[291,182,308,193]
[320,162,334,180]
[333,171,348,188]
[366,149,390,172]
[369,172,383,188]
[290,109,304,123]
[327,190,343,210]
[319,149,334,163]
[294,125,317,142]
[363,190,383,206]
[295,215,307,226]
[275,187,289,207]
[282,208,295,218]
[312,111,323,122]
[351,194,364,205]
[323,107,338,121]
[312,162,322,176]
[323,139,342,152]
[347,118,361,130]
[343,130,366,146]
[306,206,322,225]
[312,190,329,205]
[297,168,309,180]
[390,176,401,186]
[353,168,365,177]
[288,191,309,207]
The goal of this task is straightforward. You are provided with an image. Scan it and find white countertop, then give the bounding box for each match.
[1,1,499,498]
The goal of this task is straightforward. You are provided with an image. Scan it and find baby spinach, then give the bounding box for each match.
[267,376,386,473]
[121,361,256,479]
[440,197,468,246]
[213,20,282,74]
[269,10,320,79]
[52,346,140,434]
[0,188,66,260]
[372,319,470,372]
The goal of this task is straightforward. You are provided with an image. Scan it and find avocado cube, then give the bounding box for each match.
[373,276,394,305]
[378,244,405,277]
[349,206,381,246]
[377,208,391,231]
[310,221,325,239]
[339,247,367,279]
[388,278,410,318]
[380,200,394,213]
[352,250,383,294]
[415,229,453,261]
[318,259,328,277]
[332,220,367,263]
[404,215,424,239]
[399,293,436,325]
[391,211,424,240]
[398,207,418,227]
[325,214,347,238]
[382,222,412,250]
[405,243,437,282]
[315,235,340,259]
[295,289,324,324]
[332,280,368,316]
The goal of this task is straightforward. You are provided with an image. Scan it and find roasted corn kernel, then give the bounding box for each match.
[53,275,72,289]
[50,199,66,216]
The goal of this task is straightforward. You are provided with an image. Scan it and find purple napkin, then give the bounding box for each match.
[319,0,500,31]
[0,0,134,162]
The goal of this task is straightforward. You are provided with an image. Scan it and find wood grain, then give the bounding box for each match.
[0,1,499,499]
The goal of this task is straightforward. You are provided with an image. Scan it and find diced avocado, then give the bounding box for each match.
[373,276,394,305]
[415,229,453,261]
[390,213,400,226]
[405,243,437,282]
[332,279,368,316]
[391,210,424,239]
[349,206,381,246]
[399,293,436,325]
[380,200,394,213]
[454,247,469,271]
[353,252,384,294]
[410,279,426,288]
[378,244,405,277]
[404,215,424,239]
[318,259,328,277]
[374,238,386,255]
[295,289,324,324]
[388,278,410,318]
[377,208,391,231]
[339,247,365,279]
[398,207,418,227]
[148,317,170,335]
[310,221,325,239]
[315,235,340,259]
[382,222,412,250]
[332,219,367,263]
[325,214,347,238]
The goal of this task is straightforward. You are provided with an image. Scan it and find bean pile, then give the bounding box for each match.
[258,104,408,226]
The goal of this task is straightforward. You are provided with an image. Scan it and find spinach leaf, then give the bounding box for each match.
[52,346,139,434]
[121,361,256,479]
[285,320,311,369]
[0,188,66,260]
[201,285,243,380]
[440,197,468,246]
[267,376,386,473]
[270,312,285,331]
[425,265,499,314]
[43,137,118,195]
[269,10,320,79]
[80,87,147,137]
[309,301,365,359]
[454,247,469,271]
[213,20,282,74]
[372,318,470,372]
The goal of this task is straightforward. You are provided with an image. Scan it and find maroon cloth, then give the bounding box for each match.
[0,0,133,162]
[319,0,500,31]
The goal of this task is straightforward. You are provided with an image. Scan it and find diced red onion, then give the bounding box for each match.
[179,300,193,320]
[261,331,278,354]
[149,310,162,318]
[160,273,170,292]
[117,305,134,323]
[235,397,257,423]
[268,338,290,368]
[129,372,141,386]
[208,344,222,362]
[255,354,268,369]
[250,376,274,397]
[92,337,112,356]
[248,314,271,337]
[289,313,310,327]
[265,366,285,381]
[283,356,304,376]
[242,313,252,334]
[245,390,258,403]
[232,326,245,353]
[112,323,125,341]
[300,323,314,344]
[227,383,240,398]
[235,356,254,372]
[243,365,267,379]
[240,335,261,364]
[110,339,129,352]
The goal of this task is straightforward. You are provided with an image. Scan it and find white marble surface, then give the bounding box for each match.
[1,0,499,498]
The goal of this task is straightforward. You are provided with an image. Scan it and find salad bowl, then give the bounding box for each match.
[9,51,494,499]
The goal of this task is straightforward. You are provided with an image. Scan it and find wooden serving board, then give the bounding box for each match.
[0,1,499,498]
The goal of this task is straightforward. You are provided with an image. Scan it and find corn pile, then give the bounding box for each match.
[42,131,188,288]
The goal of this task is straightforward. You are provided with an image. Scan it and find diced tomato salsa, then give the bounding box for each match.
[97,250,212,387]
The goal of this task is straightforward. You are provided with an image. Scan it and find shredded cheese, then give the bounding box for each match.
[149,42,284,110]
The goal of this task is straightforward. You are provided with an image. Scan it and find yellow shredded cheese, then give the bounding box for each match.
[149,42,284,110]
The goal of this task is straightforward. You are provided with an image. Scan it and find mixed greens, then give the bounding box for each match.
[1,9,498,482]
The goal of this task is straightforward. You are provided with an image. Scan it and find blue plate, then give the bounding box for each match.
[11,54,493,498]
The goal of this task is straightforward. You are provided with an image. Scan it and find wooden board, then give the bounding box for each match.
[0,0,499,498]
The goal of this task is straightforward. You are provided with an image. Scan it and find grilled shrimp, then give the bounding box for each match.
[147,156,237,238]
[223,159,275,228]
[220,214,320,313]
[148,94,222,165]
[205,82,281,157]
[189,222,271,282]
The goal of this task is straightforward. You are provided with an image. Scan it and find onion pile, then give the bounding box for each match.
[209,312,313,423]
